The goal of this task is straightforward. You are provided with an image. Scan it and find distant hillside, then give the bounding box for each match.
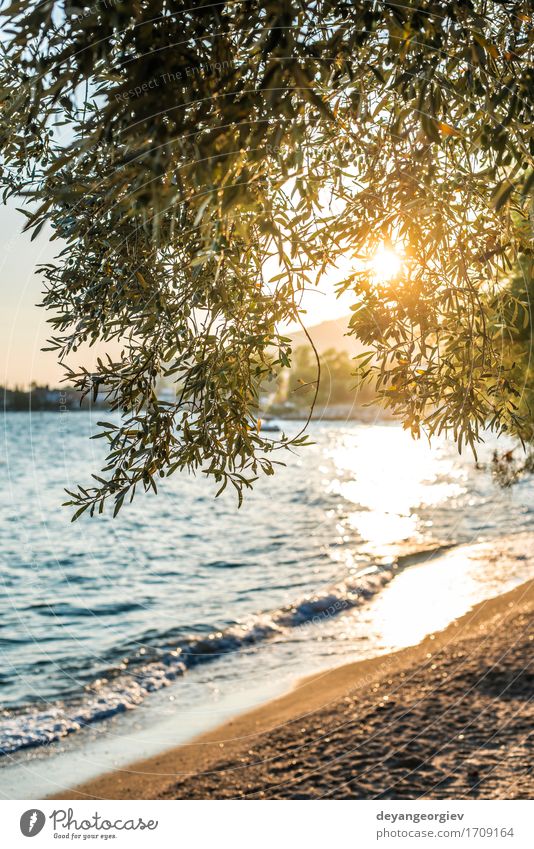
[288,315,366,357]
[268,315,385,419]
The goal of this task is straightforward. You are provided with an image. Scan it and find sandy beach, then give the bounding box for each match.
[53,575,533,801]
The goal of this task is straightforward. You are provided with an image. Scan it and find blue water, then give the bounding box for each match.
[1,411,533,758]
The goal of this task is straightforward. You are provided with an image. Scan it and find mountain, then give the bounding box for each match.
[288,315,366,356]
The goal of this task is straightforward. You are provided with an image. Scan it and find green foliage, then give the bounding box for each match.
[279,345,373,409]
[0,0,533,515]
[496,253,534,430]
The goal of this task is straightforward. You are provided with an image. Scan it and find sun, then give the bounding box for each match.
[370,244,403,282]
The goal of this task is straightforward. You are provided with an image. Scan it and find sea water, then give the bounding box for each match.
[0,411,532,795]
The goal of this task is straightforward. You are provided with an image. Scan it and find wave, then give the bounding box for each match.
[0,563,395,756]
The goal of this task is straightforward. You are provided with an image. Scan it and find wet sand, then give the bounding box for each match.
[53,576,533,800]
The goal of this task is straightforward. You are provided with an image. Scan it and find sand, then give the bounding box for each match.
[52,576,533,800]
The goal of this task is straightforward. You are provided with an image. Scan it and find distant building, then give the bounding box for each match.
[2,385,110,411]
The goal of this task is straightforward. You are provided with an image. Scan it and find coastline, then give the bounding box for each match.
[52,575,534,801]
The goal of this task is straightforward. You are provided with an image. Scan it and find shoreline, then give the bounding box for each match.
[52,575,534,800]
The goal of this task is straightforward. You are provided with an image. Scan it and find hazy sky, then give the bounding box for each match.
[0,203,61,389]
[1,202,354,388]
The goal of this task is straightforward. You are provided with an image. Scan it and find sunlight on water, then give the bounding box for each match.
[373,549,478,647]
[326,427,466,551]
[347,511,417,548]
[370,543,530,649]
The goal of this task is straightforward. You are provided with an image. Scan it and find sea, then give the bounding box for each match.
[1,410,533,797]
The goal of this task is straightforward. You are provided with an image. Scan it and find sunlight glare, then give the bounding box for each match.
[370,244,403,282]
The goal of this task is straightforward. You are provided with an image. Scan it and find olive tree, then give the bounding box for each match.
[0,0,532,516]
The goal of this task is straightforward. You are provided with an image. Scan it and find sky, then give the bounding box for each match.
[0,203,62,389]
[0,201,355,389]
